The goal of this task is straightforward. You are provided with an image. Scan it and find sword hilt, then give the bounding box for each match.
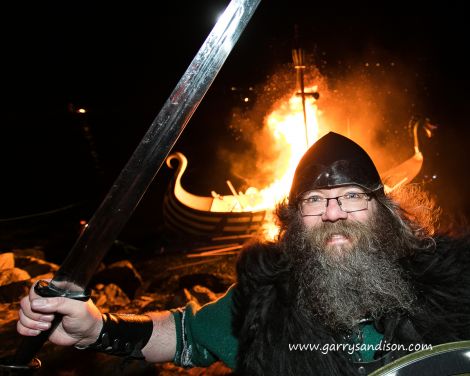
[0,280,90,374]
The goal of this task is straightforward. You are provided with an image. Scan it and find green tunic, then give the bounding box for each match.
[172,285,383,369]
[172,286,238,368]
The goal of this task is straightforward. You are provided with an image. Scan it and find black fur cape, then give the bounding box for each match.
[232,236,470,375]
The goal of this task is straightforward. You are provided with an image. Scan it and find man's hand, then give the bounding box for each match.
[17,282,103,348]
[17,281,177,363]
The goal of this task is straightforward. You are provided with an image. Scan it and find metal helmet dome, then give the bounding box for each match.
[289,132,383,203]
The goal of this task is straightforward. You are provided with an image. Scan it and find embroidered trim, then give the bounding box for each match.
[180,309,194,367]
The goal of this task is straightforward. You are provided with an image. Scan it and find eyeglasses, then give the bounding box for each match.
[299,191,373,216]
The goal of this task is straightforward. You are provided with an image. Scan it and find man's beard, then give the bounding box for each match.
[287,205,416,332]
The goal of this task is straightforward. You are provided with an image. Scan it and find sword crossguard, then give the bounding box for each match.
[34,280,91,302]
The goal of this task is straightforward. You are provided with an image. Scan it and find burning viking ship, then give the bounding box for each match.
[163,152,267,240]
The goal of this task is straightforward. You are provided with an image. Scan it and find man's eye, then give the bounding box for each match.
[343,192,362,199]
[305,196,323,203]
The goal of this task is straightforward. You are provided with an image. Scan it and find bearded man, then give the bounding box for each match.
[17,132,470,375]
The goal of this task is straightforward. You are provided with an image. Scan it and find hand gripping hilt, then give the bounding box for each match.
[0,280,90,375]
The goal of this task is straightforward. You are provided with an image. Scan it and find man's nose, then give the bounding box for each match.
[321,198,348,222]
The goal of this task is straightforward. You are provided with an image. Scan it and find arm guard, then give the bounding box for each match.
[78,313,153,360]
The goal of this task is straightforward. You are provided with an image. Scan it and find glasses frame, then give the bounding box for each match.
[299,191,374,217]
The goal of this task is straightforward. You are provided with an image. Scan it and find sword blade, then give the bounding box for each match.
[51,0,261,291]
[6,1,261,368]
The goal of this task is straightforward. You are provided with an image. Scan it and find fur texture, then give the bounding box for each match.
[232,237,470,375]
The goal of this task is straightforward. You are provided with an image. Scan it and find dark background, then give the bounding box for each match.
[2,1,469,258]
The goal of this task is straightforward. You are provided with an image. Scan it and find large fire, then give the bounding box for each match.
[214,86,322,238]
[218,83,429,239]
[244,87,320,210]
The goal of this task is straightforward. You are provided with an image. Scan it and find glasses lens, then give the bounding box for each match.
[300,193,369,216]
[301,200,325,216]
[339,194,368,212]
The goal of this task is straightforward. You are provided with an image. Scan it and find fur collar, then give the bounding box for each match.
[232,237,470,375]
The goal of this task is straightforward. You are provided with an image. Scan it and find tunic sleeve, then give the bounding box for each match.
[171,284,238,369]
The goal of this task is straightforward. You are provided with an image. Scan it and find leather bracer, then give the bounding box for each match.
[78,313,153,359]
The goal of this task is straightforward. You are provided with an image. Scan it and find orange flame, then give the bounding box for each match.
[235,87,319,211]
[222,87,321,237]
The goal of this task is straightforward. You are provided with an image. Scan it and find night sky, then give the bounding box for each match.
[2,1,470,246]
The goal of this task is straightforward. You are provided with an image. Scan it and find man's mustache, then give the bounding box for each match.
[303,219,373,247]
